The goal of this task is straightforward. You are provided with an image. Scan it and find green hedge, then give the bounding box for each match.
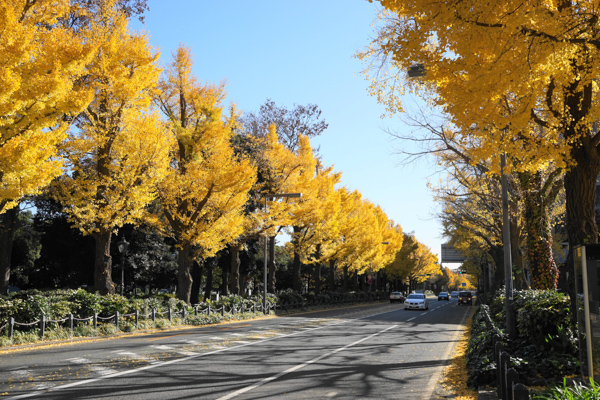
[466,288,579,388]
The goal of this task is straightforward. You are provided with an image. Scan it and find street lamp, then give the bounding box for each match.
[407,63,515,336]
[263,192,302,313]
[117,236,129,296]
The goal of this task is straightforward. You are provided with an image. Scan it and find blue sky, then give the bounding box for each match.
[131,0,445,261]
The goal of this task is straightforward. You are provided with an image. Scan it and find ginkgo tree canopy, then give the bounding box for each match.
[0,0,99,212]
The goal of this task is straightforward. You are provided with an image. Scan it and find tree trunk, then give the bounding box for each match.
[203,260,214,301]
[292,226,302,292]
[520,171,559,290]
[342,266,348,291]
[0,205,19,295]
[510,213,527,290]
[488,245,504,293]
[268,236,277,293]
[190,259,203,304]
[93,229,114,295]
[314,262,321,295]
[229,244,241,295]
[565,147,600,249]
[328,259,336,291]
[220,252,229,296]
[314,244,322,295]
[176,243,194,303]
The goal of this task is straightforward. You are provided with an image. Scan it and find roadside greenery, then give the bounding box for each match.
[466,288,579,389]
[532,378,600,400]
[0,288,386,347]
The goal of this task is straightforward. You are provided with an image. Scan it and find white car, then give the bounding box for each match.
[389,291,405,303]
[404,293,429,310]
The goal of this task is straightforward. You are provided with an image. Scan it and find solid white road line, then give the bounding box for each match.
[215,324,398,400]
[5,306,422,399]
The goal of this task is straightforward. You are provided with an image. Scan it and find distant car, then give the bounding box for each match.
[438,292,449,301]
[389,291,405,303]
[451,291,458,299]
[458,291,472,305]
[404,293,429,310]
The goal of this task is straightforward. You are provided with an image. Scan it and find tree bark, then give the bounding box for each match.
[0,205,19,295]
[488,245,504,293]
[520,171,559,290]
[314,244,322,295]
[328,259,336,291]
[190,259,203,304]
[229,244,241,295]
[220,251,229,296]
[267,236,277,293]
[176,243,194,303]
[292,226,302,292]
[93,229,114,295]
[203,260,214,301]
[564,146,600,249]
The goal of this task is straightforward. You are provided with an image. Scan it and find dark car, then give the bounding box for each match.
[458,291,472,305]
[437,292,449,301]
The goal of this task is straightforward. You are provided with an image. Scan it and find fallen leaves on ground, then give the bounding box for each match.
[438,313,478,399]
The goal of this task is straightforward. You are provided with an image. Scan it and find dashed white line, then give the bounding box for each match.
[216,324,398,400]
[151,345,175,351]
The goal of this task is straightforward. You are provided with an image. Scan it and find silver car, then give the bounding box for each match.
[404,293,429,310]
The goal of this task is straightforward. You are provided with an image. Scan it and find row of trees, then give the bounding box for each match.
[358,0,600,294]
[1,0,442,303]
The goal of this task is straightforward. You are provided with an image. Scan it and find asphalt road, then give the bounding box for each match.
[0,298,472,400]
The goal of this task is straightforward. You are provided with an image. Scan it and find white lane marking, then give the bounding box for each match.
[180,339,200,345]
[33,382,54,391]
[67,357,116,376]
[210,336,222,340]
[6,308,397,399]
[10,368,32,377]
[216,324,398,400]
[235,341,251,344]
[230,333,245,337]
[177,351,199,356]
[151,345,174,351]
[114,351,155,363]
[407,317,416,321]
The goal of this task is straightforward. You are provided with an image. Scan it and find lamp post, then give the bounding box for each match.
[117,236,129,296]
[407,63,515,337]
[263,193,302,313]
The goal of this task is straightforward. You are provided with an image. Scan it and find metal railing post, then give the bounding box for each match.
[513,383,530,400]
[8,317,14,342]
[40,315,45,340]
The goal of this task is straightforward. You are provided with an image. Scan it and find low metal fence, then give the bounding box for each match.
[0,302,273,343]
[480,306,530,400]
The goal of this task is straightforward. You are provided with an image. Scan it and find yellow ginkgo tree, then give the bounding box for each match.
[152,45,256,304]
[359,0,600,257]
[53,5,171,294]
[0,0,100,212]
